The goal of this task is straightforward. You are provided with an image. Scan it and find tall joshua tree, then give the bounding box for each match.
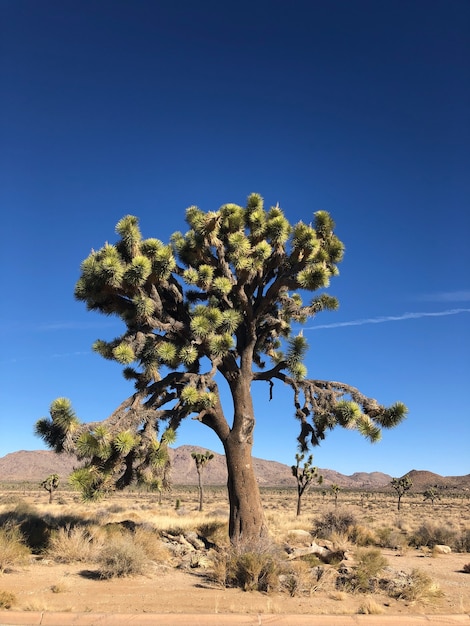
[35,193,407,545]
[291,452,322,516]
[191,450,214,511]
[391,475,413,511]
[41,473,60,504]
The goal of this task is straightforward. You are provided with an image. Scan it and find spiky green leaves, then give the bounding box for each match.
[376,402,408,428]
[112,343,135,364]
[286,335,308,380]
[332,400,381,442]
[35,398,81,453]
[297,264,330,290]
[123,255,152,286]
[181,385,217,411]
[69,466,103,500]
[115,215,141,258]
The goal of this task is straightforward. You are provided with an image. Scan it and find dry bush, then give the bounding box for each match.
[46,524,103,563]
[455,527,470,552]
[0,503,51,552]
[133,527,170,561]
[0,525,30,573]
[313,510,356,540]
[0,590,17,609]
[375,526,405,549]
[389,568,443,602]
[337,547,388,593]
[196,520,229,549]
[409,521,459,549]
[280,560,315,597]
[96,535,148,578]
[357,598,385,614]
[211,540,283,592]
[349,524,377,547]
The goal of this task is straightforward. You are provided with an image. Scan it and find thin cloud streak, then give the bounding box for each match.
[414,291,470,302]
[305,308,470,331]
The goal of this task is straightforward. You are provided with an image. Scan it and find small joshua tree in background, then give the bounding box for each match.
[41,473,60,504]
[191,450,214,512]
[423,487,441,507]
[330,483,341,508]
[291,452,323,516]
[391,475,413,511]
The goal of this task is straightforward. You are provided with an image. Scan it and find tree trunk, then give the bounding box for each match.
[223,434,268,545]
[296,485,303,516]
[197,468,204,512]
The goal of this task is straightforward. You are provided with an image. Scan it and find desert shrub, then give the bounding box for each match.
[388,568,443,602]
[280,560,316,597]
[46,525,101,563]
[409,521,458,549]
[96,535,147,578]
[313,510,356,539]
[455,528,470,553]
[0,525,30,573]
[349,524,377,547]
[0,590,17,609]
[357,598,385,614]
[197,520,229,548]
[0,503,52,552]
[375,526,405,549]
[133,527,169,561]
[337,547,388,592]
[212,541,283,592]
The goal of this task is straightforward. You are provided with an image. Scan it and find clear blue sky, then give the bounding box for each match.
[1,0,469,477]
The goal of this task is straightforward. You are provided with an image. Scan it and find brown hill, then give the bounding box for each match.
[1,448,468,491]
[395,469,470,492]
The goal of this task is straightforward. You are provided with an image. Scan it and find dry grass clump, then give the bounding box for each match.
[133,526,170,562]
[337,548,388,593]
[375,526,406,549]
[0,590,17,609]
[46,524,103,563]
[388,568,443,603]
[211,540,283,592]
[0,525,30,573]
[96,535,148,579]
[313,509,356,540]
[349,524,377,547]
[409,520,459,550]
[357,598,385,614]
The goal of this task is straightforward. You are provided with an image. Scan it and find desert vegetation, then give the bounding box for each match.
[0,484,468,615]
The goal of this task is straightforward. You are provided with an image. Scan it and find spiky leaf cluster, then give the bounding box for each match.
[35,398,80,453]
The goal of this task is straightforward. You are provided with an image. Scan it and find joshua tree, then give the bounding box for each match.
[35,193,407,545]
[41,473,60,504]
[291,452,323,516]
[391,475,413,511]
[423,487,441,506]
[330,483,341,508]
[191,450,214,511]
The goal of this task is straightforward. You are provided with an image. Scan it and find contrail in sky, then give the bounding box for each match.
[305,308,470,330]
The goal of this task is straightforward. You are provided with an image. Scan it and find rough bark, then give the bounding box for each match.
[223,433,267,545]
[196,468,204,512]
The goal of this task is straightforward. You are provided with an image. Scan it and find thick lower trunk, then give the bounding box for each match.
[224,434,268,545]
[197,470,204,512]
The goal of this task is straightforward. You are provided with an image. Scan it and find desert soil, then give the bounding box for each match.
[1,549,469,617]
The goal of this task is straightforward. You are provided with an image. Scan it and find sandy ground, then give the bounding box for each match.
[1,549,469,618]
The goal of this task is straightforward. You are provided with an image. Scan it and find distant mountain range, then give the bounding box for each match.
[1,447,469,491]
